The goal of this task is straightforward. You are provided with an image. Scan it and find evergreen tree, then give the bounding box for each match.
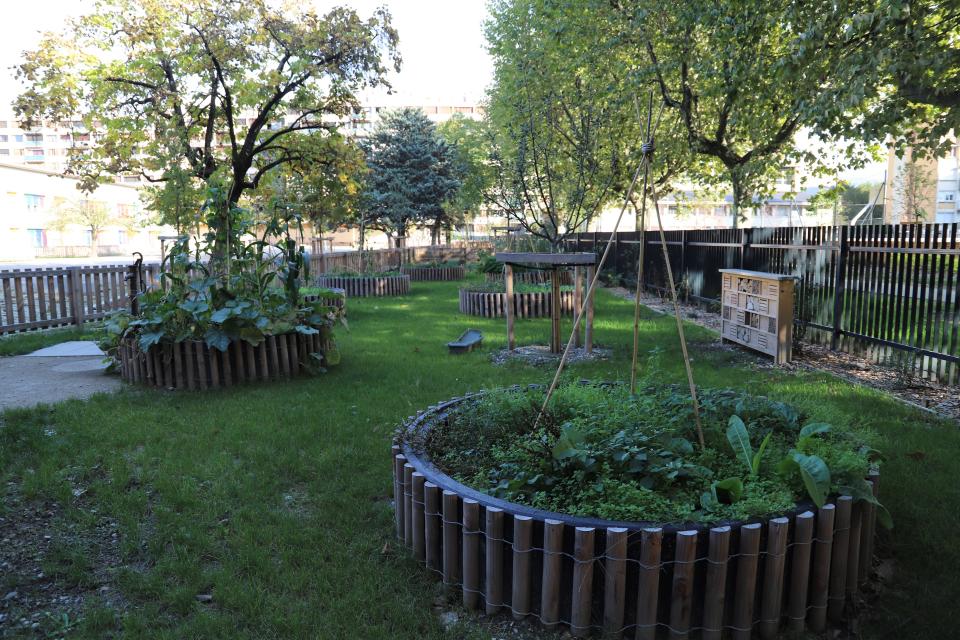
[362,108,462,245]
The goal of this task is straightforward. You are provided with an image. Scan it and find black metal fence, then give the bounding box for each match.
[564,223,960,384]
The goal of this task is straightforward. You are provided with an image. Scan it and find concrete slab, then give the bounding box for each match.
[26,341,105,357]
[0,356,122,411]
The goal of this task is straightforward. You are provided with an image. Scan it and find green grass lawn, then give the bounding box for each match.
[0,279,957,638]
[0,324,103,357]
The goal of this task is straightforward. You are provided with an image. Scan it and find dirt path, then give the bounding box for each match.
[609,286,960,422]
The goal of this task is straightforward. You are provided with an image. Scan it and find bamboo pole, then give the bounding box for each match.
[808,503,836,632]
[571,527,596,637]
[701,526,731,640]
[485,507,504,615]
[512,515,533,620]
[541,519,564,629]
[635,527,662,640]
[603,527,628,636]
[630,94,654,394]
[462,499,481,610]
[669,530,698,640]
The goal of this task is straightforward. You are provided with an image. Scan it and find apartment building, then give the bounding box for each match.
[0,162,166,261]
[884,137,960,224]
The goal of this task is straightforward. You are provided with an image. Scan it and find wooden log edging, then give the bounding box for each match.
[117,331,333,390]
[401,265,466,281]
[485,270,574,285]
[304,288,347,312]
[458,288,575,319]
[315,274,410,297]
[394,391,880,638]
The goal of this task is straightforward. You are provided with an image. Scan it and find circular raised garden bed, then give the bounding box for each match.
[392,389,880,638]
[315,274,410,297]
[402,265,466,281]
[459,287,574,318]
[117,331,333,390]
[304,287,347,312]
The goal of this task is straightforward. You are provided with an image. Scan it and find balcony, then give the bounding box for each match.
[24,154,45,163]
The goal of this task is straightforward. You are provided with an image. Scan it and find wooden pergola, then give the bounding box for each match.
[495,252,597,354]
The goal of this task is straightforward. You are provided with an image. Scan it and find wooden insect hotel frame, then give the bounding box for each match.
[495,252,597,354]
[719,269,797,364]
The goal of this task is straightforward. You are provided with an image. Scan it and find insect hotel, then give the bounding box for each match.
[719,269,796,364]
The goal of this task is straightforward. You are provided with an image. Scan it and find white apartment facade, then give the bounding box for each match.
[885,138,960,224]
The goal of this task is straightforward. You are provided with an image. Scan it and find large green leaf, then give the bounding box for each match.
[792,453,831,507]
[714,476,744,503]
[204,328,231,352]
[726,415,753,474]
[752,431,772,476]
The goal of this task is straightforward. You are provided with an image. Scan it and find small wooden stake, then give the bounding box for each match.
[424,482,442,571]
[511,515,533,620]
[485,507,504,615]
[412,472,426,562]
[635,527,662,640]
[462,499,481,610]
[603,527,628,636]
[403,464,414,548]
[732,522,762,640]
[828,496,853,622]
[541,519,564,629]
[442,490,460,588]
[571,527,595,637]
[759,517,790,638]
[809,503,836,632]
[669,530,698,640]
[788,511,815,632]
[702,526,731,640]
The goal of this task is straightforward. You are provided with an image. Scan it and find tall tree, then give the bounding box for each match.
[794,0,960,157]
[610,0,850,227]
[361,108,462,245]
[436,114,495,226]
[15,0,399,259]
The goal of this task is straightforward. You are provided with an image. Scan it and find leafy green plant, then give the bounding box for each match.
[99,186,343,368]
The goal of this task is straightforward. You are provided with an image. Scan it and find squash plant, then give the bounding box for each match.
[100,186,344,367]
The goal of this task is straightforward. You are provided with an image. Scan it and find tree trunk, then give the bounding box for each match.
[90,228,99,257]
[730,172,744,230]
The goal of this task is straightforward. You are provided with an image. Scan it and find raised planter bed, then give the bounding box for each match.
[402,265,466,281]
[304,288,346,312]
[315,274,410,297]
[117,331,332,390]
[485,270,573,285]
[392,391,881,639]
[459,287,574,318]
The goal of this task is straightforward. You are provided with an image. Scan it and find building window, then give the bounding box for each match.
[27,228,46,248]
[84,229,93,246]
[118,229,127,244]
[25,133,42,143]
[0,121,7,128]
[24,194,44,210]
[0,135,7,142]
[14,135,23,142]
[0,149,9,156]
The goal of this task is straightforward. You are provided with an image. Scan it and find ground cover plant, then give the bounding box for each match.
[0,279,956,638]
[405,259,465,269]
[417,378,884,524]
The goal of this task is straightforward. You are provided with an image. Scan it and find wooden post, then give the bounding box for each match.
[859,471,880,584]
[828,496,853,622]
[392,450,405,540]
[550,267,562,353]
[412,472,426,562]
[68,266,84,326]
[845,503,863,598]
[571,527,595,637]
[505,264,515,350]
[512,515,533,620]
[759,517,790,639]
[732,522,762,640]
[809,503,836,632]
[831,225,849,351]
[403,464,414,548]
[603,527,628,636]
[541,519,564,629]
[485,507,504,615]
[701,526,731,640]
[585,264,595,353]
[669,530,698,640]
[635,527,662,640]
[126,263,141,316]
[462,499,481,610]
[442,491,460,588]
[424,482,442,572]
[574,266,584,348]
[787,511,815,632]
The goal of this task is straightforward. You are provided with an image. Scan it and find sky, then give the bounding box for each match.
[0,0,884,184]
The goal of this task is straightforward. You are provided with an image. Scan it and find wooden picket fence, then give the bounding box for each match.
[0,264,160,335]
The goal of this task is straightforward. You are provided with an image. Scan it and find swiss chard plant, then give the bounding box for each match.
[100,185,345,369]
